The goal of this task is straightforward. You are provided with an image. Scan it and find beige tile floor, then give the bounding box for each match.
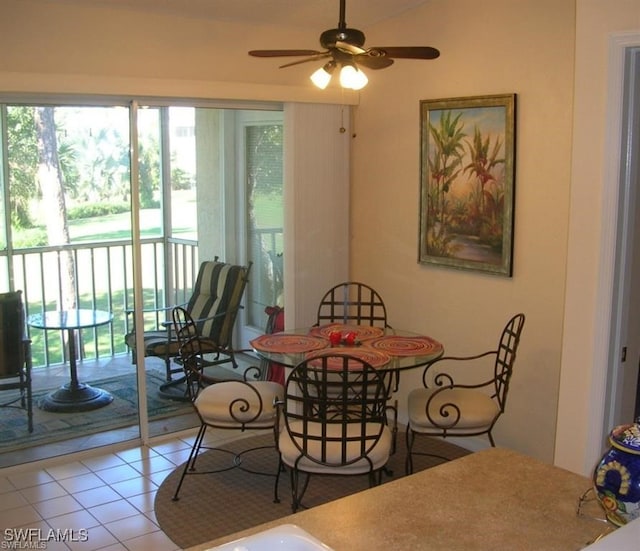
[0,347,265,549]
[0,418,261,550]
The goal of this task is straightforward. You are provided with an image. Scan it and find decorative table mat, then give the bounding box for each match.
[308,323,385,341]
[368,335,443,357]
[250,334,329,354]
[305,347,391,369]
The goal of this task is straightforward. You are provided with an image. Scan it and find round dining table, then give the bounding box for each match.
[250,323,444,373]
[251,323,444,457]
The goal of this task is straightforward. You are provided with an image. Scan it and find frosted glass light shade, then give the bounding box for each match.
[310,66,333,89]
[339,65,368,90]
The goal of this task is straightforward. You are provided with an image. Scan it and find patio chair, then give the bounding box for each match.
[124,258,252,390]
[405,313,525,474]
[170,306,283,501]
[274,351,392,512]
[0,291,33,433]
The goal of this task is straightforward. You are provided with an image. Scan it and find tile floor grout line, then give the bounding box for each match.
[1,428,265,550]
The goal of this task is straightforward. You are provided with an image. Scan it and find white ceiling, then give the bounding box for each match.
[48,0,430,29]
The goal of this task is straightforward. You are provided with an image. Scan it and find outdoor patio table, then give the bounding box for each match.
[28,308,114,412]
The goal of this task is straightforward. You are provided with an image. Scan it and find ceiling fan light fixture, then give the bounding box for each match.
[339,63,368,90]
[310,61,336,89]
[249,0,439,91]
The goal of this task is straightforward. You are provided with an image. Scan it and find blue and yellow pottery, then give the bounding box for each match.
[593,421,640,526]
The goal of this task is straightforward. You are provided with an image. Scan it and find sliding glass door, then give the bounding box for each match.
[0,97,283,464]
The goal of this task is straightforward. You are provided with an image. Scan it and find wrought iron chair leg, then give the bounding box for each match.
[390,398,398,455]
[187,424,207,472]
[405,427,415,475]
[290,468,300,512]
[290,470,312,512]
[25,346,33,433]
[171,461,190,502]
[405,428,452,473]
[173,425,206,502]
[273,459,282,503]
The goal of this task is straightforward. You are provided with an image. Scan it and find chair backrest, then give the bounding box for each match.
[283,353,388,468]
[0,291,25,378]
[315,281,390,328]
[493,313,526,410]
[172,306,209,399]
[262,305,285,384]
[186,259,252,348]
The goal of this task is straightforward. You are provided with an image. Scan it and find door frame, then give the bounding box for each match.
[589,34,640,467]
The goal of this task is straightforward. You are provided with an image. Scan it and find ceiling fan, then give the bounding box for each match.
[248,0,440,90]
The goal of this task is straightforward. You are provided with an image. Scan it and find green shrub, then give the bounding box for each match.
[68,202,130,220]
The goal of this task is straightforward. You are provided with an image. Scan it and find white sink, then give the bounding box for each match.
[582,517,640,549]
[207,524,334,551]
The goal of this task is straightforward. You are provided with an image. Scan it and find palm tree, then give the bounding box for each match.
[428,110,466,236]
[464,126,504,219]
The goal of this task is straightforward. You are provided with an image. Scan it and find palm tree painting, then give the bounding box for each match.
[419,94,516,276]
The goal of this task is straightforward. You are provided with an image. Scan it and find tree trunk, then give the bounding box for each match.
[34,107,77,310]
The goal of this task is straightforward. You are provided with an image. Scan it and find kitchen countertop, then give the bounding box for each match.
[187,447,616,550]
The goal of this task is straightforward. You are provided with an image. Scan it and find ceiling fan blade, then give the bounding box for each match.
[249,49,324,58]
[335,40,366,55]
[279,53,332,69]
[355,55,394,70]
[367,46,441,60]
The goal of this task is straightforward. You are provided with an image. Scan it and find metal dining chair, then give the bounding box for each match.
[315,281,391,328]
[314,281,400,452]
[405,313,525,474]
[274,351,392,512]
[170,306,283,501]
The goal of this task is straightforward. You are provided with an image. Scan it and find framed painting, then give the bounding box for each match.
[419,94,516,276]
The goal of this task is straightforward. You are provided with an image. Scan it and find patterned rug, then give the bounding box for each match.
[0,370,193,452]
[155,432,471,549]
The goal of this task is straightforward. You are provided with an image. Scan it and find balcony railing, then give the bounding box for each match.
[5,227,282,369]
[9,237,198,368]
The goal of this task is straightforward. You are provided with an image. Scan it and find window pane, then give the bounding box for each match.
[6,104,130,364]
[137,107,163,238]
[169,106,196,240]
[245,122,284,328]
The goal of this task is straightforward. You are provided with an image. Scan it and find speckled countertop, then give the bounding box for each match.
[187,447,614,551]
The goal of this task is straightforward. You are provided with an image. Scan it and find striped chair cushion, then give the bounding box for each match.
[186,261,248,346]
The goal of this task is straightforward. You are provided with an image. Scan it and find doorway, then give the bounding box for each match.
[607,45,640,428]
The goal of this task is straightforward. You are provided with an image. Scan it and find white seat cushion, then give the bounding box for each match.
[407,387,499,434]
[195,380,282,428]
[279,420,392,474]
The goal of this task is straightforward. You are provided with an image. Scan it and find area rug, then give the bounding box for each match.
[155,432,470,549]
[0,370,193,452]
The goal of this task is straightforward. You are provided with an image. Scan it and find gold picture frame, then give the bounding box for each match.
[419,94,516,276]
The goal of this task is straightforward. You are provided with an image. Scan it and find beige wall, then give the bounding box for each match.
[351,0,576,463]
[1,0,639,472]
[0,0,358,104]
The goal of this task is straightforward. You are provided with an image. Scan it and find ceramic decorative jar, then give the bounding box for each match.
[593,420,640,526]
